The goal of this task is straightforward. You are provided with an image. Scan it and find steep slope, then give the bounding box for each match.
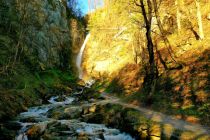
[0,0,84,124]
[84,0,210,126]
[0,0,71,70]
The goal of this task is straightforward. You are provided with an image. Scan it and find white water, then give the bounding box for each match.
[76,33,95,87]
[16,123,33,140]
[60,120,134,140]
[76,123,134,140]
[48,96,75,105]
[15,97,75,140]
[20,105,51,118]
[16,94,134,140]
[76,33,91,79]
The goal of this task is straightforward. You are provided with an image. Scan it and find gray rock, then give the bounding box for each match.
[15,0,70,69]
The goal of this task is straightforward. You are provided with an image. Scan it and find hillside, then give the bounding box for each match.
[83,0,210,126]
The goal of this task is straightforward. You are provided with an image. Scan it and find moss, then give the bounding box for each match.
[0,65,78,122]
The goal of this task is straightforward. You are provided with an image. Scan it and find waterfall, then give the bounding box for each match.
[76,33,91,79]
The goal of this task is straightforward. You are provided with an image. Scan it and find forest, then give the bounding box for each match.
[0,0,209,139]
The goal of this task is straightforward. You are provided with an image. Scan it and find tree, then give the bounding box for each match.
[175,0,183,33]
[195,0,204,39]
[152,0,175,68]
[135,0,158,98]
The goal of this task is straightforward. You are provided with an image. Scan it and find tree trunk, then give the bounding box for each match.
[140,0,158,98]
[176,0,183,33]
[195,0,204,39]
[152,0,175,63]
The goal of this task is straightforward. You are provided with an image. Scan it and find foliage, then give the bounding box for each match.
[86,0,210,125]
[37,69,77,87]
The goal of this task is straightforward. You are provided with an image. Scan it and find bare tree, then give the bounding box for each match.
[195,0,204,39]
[135,0,158,98]
[175,0,183,33]
[152,0,176,66]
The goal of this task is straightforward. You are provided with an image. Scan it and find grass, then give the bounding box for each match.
[36,69,77,87]
[0,63,78,121]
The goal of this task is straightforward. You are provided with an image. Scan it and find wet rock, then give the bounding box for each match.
[63,107,83,119]
[196,135,210,140]
[47,109,63,119]
[179,131,198,139]
[20,117,38,123]
[162,124,174,139]
[89,105,97,113]
[149,124,161,137]
[47,106,82,120]
[137,124,149,139]
[26,123,47,139]
[42,121,70,139]
[89,98,97,103]
[55,96,66,102]
[82,106,90,115]
[150,136,161,140]
[77,135,89,140]
[140,130,148,140]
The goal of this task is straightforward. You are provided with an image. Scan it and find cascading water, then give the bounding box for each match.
[15,94,134,140]
[76,33,95,87]
[76,33,91,79]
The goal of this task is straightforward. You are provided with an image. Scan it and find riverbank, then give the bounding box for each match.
[6,85,210,140]
[0,68,78,139]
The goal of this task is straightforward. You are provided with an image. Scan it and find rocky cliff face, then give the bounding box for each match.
[0,0,71,70]
[20,0,70,68]
[0,0,73,127]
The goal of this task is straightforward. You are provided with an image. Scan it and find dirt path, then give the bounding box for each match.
[99,92,210,136]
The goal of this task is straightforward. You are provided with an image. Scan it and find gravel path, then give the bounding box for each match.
[100,92,210,136]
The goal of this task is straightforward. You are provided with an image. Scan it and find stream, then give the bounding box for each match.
[15,90,135,140]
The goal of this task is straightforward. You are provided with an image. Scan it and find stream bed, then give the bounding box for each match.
[15,94,135,140]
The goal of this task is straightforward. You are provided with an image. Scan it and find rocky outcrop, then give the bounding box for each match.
[0,0,71,70]
[17,0,71,69]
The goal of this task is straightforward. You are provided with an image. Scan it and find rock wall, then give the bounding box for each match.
[0,0,72,136]
[19,0,71,69]
[0,0,71,70]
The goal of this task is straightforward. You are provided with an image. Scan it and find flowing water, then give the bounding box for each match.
[15,94,134,140]
[76,33,91,79]
[76,33,95,86]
